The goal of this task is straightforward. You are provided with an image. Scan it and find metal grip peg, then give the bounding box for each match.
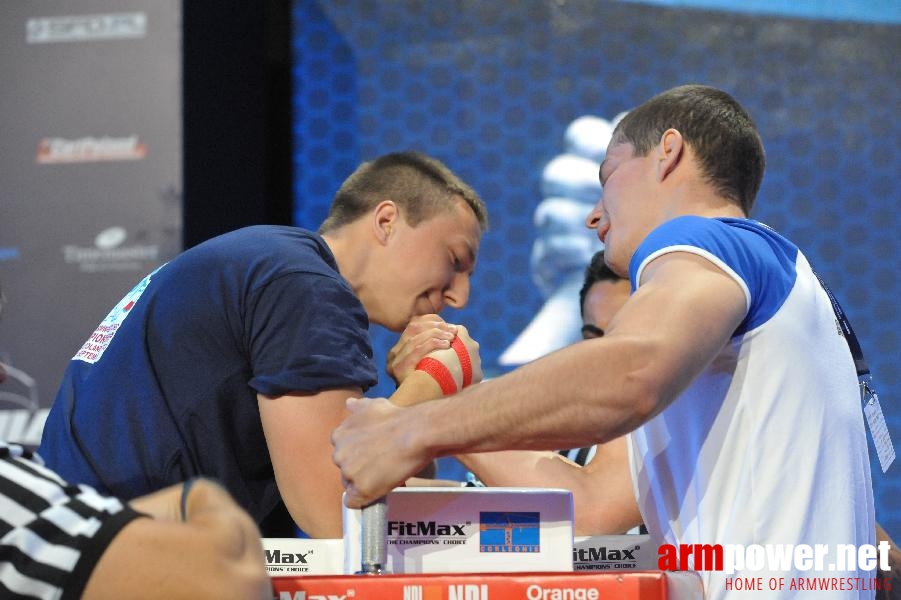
[358,495,389,574]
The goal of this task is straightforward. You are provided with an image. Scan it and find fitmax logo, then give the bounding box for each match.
[573,546,638,562]
[388,521,467,536]
[265,549,310,565]
[277,593,349,600]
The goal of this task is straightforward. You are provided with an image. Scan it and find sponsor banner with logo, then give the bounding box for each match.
[0,1,182,436]
[573,535,658,572]
[271,570,705,600]
[343,487,573,574]
[263,538,345,576]
[26,13,147,44]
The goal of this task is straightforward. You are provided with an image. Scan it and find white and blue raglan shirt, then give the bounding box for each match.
[627,216,875,599]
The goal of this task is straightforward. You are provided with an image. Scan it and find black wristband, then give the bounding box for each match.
[180,477,202,522]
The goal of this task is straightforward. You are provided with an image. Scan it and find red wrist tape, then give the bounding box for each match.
[451,336,473,388]
[415,357,457,395]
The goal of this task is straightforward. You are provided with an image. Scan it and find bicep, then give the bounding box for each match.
[576,437,642,535]
[258,388,361,537]
[461,445,641,535]
[608,251,748,412]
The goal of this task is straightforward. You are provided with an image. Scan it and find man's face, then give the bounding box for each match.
[372,199,482,332]
[585,141,659,277]
[581,277,631,340]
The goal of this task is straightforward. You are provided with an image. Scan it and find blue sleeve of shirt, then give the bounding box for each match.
[629,216,799,334]
[247,271,377,395]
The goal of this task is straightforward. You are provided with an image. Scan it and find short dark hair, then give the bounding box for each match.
[611,84,765,215]
[579,251,620,315]
[319,151,488,233]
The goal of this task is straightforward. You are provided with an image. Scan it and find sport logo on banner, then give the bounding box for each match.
[401,585,443,600]
[36,136,147,164]
[62,227,160,273]
[479,511,540,553]
[26,13,147,44]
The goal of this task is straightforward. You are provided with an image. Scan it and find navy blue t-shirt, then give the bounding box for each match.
[39,226,377,536]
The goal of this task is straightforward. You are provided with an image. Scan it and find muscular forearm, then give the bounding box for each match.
[458,450,569,487]
[388,370,443,407]
[409,338,658,459]
[335,336,663,510]
[334,256,749,510]
[414,258,747,458]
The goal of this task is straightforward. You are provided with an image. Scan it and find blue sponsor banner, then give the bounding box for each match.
[0,248,19,262]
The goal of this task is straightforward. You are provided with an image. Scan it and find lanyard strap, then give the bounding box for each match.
[813,271,869,378]
[814,271,897,472]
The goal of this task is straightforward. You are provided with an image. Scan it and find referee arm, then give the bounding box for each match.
[82,479,271,600]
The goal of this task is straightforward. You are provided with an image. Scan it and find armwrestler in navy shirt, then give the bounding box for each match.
[39,152,487,538]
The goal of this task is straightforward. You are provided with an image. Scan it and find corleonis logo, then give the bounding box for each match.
[479,511,540,553]
[36,136,147,164]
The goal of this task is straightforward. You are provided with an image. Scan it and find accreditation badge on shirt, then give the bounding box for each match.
[861,377,895,473]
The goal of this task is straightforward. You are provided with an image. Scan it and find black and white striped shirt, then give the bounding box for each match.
[0,442,143,599]
[559,446,598,466]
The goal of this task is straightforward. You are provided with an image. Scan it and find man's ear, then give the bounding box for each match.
[656,128,684,181]
[373,200,399,244]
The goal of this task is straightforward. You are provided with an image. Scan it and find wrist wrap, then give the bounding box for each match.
[451,336,473,388]
[415,357,457,395]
